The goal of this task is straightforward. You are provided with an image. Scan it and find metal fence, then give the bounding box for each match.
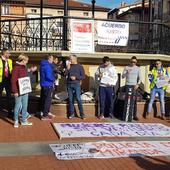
[0,16,170,54]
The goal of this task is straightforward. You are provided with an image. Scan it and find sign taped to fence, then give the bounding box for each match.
[97,21,129,46]
[71,19,94,53]
[50,140,170,160]
[18,76,32,95]
[53,123,170,139]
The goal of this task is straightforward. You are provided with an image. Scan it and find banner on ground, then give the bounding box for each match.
[71,19,94,53]
[53,123,170,139]
[97,21,129,46]
[18,76,32,95]
[50,141,170,160]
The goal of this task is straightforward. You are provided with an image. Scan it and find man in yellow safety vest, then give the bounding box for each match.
[0,48,13,117]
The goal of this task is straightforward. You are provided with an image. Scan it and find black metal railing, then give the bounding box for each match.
[0,16,170,54]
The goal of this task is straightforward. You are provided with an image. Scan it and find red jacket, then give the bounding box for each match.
[11,62,28,94]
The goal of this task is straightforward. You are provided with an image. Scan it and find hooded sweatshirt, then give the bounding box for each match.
[40,60,55,87]
[11,62,28,94]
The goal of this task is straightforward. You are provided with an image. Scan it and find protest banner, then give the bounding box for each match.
[18,76,32,95]
[53,123,170,139]
[71,19,94,53]
[50,141,170,160]
[97,21,129,46]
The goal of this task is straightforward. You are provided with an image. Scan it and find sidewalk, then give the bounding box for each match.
[0,112,170,170]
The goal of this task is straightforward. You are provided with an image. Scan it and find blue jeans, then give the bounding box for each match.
[67,83,84,115]
[147,87,165,114]
[99,86,114,116]
[14,94,28,123]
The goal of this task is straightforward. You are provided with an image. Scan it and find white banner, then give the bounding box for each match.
[97,21,129,46]
[18,76,32,95]
[71,19,94,53]
[50,141,170,160]
[53,123,170,139]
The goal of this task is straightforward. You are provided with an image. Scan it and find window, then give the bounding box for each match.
[31,9,37,13]
[58,11,63,15]
[2,5,9,15]
[83,12,89,16]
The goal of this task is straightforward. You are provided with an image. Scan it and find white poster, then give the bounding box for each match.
[97,21,129,46]
[53,123,170,139]
[50,141,170,160]
[71,19,94,53]
[18,77,32,95]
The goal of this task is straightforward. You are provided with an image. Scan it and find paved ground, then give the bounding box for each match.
[0,111,170,170]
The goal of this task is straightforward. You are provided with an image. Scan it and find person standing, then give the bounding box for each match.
[11,54,32,128]
[122,56,141,121]
[147,59,169,120]
[40,54,55,120]
[0,48,13,117]
[66,54,85,119]
[95,56,118,119]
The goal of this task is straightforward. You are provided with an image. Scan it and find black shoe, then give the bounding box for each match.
[133,116,139,121]
[68,114,74,119]
[80,114,86,120]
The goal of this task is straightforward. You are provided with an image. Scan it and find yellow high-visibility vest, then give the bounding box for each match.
[0,58,13,83]
[150,67,167,90]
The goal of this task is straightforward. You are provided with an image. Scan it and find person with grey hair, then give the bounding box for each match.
[66,54,85,119]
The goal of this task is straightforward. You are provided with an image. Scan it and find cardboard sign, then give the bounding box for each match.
[18,77,32,95]
[71,19,94,53]
[53,123,170,139]
[50,141,170,160]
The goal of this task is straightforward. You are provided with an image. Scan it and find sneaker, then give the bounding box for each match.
[68,114,74,119]
[161,115,166,120]
[14,121,19,128]
[80,114,86,120]
[26,114,32,120]
[21,121,33,126]
[48,112,56,118]
[108,113,114,119]
[41,115,53,121]
[99,115,104,119]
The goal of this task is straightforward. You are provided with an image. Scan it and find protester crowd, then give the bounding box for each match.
[0,48,169,128]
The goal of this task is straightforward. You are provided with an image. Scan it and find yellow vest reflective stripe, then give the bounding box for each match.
[150,67,167,90]
[0,58,13,83]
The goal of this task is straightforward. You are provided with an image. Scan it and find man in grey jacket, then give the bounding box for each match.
[95,56,118,119]
[122,56,141,121]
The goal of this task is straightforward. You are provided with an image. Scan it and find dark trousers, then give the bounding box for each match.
[124,85,137,118]
[0,78,13,113]
[40,86,54,117]
[99,86,114,116]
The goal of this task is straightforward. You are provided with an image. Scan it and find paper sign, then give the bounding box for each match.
[18,76,32,95]
[53,123,170,139]
[50,141,170,160]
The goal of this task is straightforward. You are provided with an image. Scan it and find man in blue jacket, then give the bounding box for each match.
[40,54,55,120]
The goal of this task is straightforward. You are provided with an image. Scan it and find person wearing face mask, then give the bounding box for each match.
[95,56,118,119]
[146,59,169,120]
[0,48,13,117]
[11,54,33,128]
[122,56,141,121]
